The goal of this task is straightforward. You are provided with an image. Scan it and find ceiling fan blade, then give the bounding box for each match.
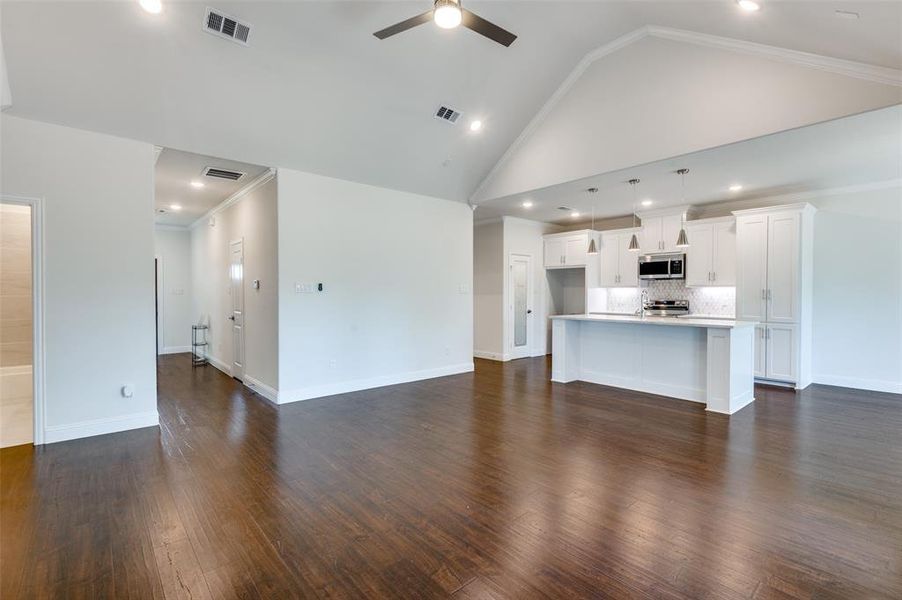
[461,9,517,47]
[373,11,434,40]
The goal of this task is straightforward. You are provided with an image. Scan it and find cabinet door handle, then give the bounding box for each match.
[761,289,766,300]
[766,289,772,300]
[712,272,716,282]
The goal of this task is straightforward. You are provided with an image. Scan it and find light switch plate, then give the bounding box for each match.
[458,283,471,294]
[295,282,315,294]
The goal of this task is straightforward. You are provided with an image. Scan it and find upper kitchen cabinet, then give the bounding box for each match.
[685,218,736,287]
[543,230,594,268]
[637,207,692,254]
[599,228,639,287]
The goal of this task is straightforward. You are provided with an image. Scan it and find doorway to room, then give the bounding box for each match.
[0,197,42,447]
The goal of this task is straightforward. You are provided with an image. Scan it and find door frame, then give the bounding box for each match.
[154,255,163,355]
[1,194,45,446]
[229,238,245,381]
[507,253,534,360]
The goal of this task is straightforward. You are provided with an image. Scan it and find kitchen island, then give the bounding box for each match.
[551,314,757,414]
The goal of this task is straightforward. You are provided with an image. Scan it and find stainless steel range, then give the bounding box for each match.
[642,299,690,317]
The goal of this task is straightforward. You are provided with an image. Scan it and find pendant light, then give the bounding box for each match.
[675,168,690,248]
[627,179,640,251]
[586,187,599,254]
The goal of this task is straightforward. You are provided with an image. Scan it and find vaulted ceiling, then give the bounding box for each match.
[2,1,900,203]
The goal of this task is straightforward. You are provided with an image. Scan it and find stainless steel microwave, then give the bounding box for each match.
[638,253,685,280]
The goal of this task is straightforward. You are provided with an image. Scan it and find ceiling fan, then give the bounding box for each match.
[373,0,517,47]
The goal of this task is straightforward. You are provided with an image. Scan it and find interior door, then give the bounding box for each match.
[229,240,245,381]
[660,214,684,253]
[735,215,768,321]
[509,254,533,359]
[713,220,737,285]
[617,234,639,287]
[766,212,799,323]
[684,224,713,287]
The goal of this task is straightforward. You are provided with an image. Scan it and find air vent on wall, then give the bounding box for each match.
[435,106,462,124]
[557,206,574,212]
[203,166,246,181]
[203,7,251,46]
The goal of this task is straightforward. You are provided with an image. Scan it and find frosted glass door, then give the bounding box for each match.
[509,254,533,359]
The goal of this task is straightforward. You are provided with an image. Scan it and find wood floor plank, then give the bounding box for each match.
[2,355,901,598]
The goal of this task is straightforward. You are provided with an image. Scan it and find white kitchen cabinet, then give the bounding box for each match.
[735,214,769,321]
[685,218,736,287]
[599,229,639,287]
[544,232,589,268]
[765,212,800,323]
[638,211,687,254]
[753,325,766,379]
[765,324,797,382]
[685,223,714,287]
[713,220,737,286]
[734,204,814,388]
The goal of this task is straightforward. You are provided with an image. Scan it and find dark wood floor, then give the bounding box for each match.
[2,355,901,599]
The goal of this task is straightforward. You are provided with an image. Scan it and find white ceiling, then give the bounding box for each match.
[474,104,902,224]
[154,148,268,227]
[2,1,900,203]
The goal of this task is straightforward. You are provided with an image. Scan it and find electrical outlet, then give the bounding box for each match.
[329,359,337,369]
[459,283,471,294]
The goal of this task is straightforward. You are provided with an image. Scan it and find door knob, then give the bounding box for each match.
[527,309,533,314]
[228,315,235,321]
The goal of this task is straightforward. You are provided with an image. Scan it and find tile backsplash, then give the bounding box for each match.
[592,280,736,316]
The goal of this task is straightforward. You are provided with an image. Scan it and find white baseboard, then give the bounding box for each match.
[473,350,510,361]
[44,410,159,444]
[160,346,191,355]
[243,375,278,403]
[278,362,475,404]
[813,374,902,395]
[206,354,233,377]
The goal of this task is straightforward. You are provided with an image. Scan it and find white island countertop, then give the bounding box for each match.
[552,313,757,329]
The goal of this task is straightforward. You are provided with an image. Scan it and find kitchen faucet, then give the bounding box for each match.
[638,289,649,318]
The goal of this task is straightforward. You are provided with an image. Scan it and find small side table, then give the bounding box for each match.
[192,325,208,367]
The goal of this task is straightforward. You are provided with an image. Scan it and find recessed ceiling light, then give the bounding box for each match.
[433,0,462,29]
[190,181,205,189]
[521,200,533,208]
[469,120,483,132]
[737,0,760,12]
[729,184,743,192]
[570,211,580,218]
[834,9,859,19]
[139,0,162,14]
[169,204,182,211]
[641,199,653,207]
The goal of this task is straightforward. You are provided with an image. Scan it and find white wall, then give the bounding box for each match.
[0,114,157,442]
[276,168,473,402]
[154,227,192,353]
[190,176,278,394]
[810,186,902,393]
[476,36,901,202]
[473,221,503,359]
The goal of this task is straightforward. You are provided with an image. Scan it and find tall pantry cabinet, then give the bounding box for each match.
[734,203,815,389]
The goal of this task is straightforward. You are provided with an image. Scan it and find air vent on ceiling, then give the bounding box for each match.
[203,7,251,46]
[435,106,462,124]
[203,166,246,181]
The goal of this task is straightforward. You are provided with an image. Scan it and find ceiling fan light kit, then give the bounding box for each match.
[373,0,517,47]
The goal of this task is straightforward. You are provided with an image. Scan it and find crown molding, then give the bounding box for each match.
[471,25,902,205]
[646,26,902,88]
[189,168,276,230]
